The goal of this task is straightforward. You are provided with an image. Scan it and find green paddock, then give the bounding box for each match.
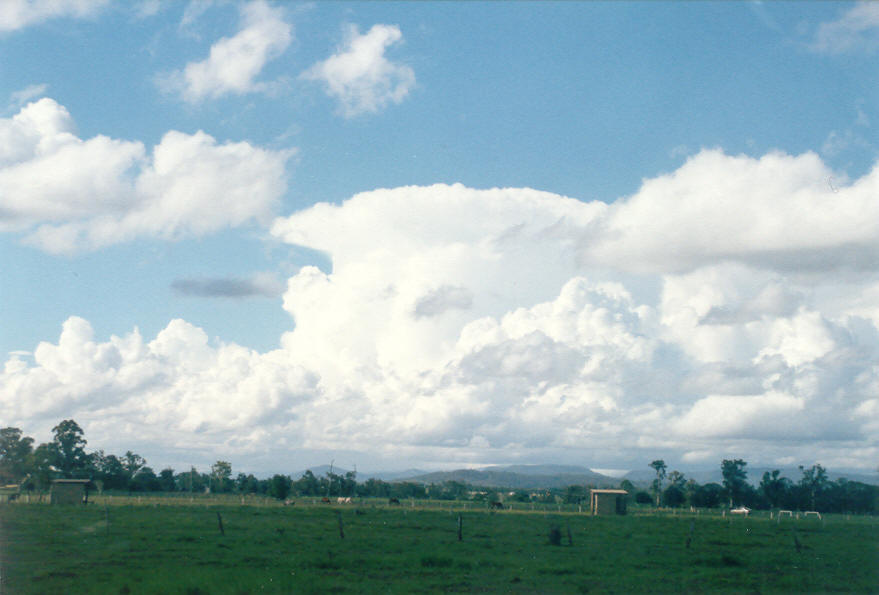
[1,497,876,594]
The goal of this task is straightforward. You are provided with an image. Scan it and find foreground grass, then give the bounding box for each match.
[1,500,876,594]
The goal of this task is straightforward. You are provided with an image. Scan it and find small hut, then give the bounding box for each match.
[590,488,627,515]
[0,484,20,502]
[50,479,90,505]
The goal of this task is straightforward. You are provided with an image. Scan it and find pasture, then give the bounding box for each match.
[1,497,876,594]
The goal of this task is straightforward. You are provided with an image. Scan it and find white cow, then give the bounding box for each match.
[730,506,750,516]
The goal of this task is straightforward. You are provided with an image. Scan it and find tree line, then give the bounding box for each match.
[1,421,877,513]
[640,458,878,515]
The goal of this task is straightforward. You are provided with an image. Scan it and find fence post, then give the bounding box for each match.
[337,511,345,539]
[216,512,225,536]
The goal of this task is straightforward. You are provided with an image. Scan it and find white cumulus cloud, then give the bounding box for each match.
[0,0,109,33]
[161,0,292,103]
[303,24,415,117]
[0,98,291,254]
[812,2,879,54]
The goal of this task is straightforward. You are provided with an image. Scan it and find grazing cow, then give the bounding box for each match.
[283,499,295,506]
[730,506,750,516]
[490,501,504,510]
[337,497,352,504]
[321,497,331,504]
[388,497,401,505]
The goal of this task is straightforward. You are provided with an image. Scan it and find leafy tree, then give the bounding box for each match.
[691,482,723,508]
[662,483,686,507]
[392,481,428,499]
[235,473,260,494]
[235,472,248,493]
[511,490,531,502]
[434,481,469,501]
[28,443,54,490]
[721,459,748,507]
[342,470,357,496]
[563,484,589,504]
[269,474,292,500]
[649,460,667,506]
[358,477,391,498]
[96,454,129,490]
[634,491,652,504]
[684,479,700,507]
[798,464,829,511]
[130,467,160,492]
[759,469,791,509]
[293,470,321,496]
[619,479,635,493]
[661,470,687,507]
[210,461,233,493]
[122,451,146,478]
[158,468,176,492]
[51,420,89,477]
[667,470,685,487]
[176,466,206,493]
[0,427,34,483]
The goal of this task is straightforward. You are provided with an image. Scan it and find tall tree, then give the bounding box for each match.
[759,469,791,509]
[721,459,748,507]
[122,451,146,478]
[211,461,233,493]
[96,454,129,490]
[649,460,667,506]
[30,443,56,489]
[51,420,88,477]
[662,470,687,508]
[269,474,291,500]
[0,427,34,483]
[158,468,177,492]
[798,464,828,511]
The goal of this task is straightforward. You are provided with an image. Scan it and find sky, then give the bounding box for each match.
[1,0,878,477]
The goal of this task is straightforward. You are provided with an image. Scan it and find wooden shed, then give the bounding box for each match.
[0,484,20,503]
[50,479,90,505]
[590,488,628,515]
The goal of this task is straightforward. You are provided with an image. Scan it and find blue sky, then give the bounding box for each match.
[1,1,878,475]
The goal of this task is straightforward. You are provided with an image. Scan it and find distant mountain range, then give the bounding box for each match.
[290,465,429,482]
[401,465,620,490]
[289,463,878,490]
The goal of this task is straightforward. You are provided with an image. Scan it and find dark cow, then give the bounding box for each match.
[388,497,401,505]
[321,497,331,504]
[489,501,504,510]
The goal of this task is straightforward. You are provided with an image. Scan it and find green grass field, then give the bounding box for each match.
[1,498,877,594]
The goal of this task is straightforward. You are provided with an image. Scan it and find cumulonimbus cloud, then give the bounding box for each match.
[3,150,879,471]
[0,97,292,254]
[302,23,415,117]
